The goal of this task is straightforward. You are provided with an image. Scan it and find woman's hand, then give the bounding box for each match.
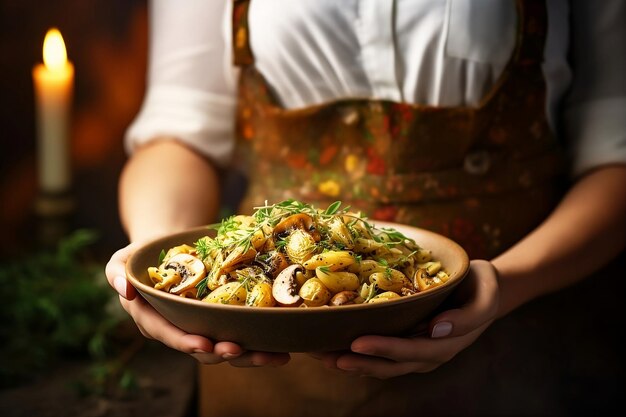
[310,260,499,379]
[105,242,290,367]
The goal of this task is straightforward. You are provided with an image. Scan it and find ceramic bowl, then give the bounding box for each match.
[126,222,469,352]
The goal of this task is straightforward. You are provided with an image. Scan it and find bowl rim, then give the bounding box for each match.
[126,221,470,314]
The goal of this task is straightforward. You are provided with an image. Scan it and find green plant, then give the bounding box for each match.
[0,229,123,388]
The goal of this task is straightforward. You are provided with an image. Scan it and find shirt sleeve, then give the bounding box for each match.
[124,0,238,168]
[562,0,626,177]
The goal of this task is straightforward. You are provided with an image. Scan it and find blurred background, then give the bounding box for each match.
[0,1,197,416]
[0,0,144,256]
[0,2,624,416]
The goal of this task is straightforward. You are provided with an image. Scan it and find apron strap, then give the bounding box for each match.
[516,0,548,66]
[233,0,254,66]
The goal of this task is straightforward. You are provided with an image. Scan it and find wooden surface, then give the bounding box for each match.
[0,339,197,417]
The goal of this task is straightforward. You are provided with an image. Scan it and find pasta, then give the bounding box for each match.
[147,199,450,307]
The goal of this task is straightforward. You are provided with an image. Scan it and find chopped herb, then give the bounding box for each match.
[195,278,209,299]
[324,201,342,216]
[158,249,166,264]
[317,265,331,275]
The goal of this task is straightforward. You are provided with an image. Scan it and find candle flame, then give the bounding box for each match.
[43,28,67,71]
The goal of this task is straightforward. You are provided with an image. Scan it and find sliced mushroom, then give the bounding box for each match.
[272,264,304,306]
[166,253,207,294]
[329,290,360,306]
[257,250,289,278]
[148,266,181,292]
[273,213,321,241]
[413,268,444,292]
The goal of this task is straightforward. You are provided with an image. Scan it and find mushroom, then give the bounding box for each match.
[273,213,321,241]
[329,290,360,306]
[165,253,207,294]
[413,268,444,292]
[257,250,289,278]
[272,264,304,306]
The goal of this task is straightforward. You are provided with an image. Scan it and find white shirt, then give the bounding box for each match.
[126,0,626,178]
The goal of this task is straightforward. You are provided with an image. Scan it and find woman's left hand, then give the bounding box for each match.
[310,260,500,379]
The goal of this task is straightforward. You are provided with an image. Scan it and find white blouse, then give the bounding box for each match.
[125,0,626,178]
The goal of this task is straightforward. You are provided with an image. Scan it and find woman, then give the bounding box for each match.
[106,0,626,415]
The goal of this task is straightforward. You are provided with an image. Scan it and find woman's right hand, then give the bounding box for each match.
[105,242,291,367]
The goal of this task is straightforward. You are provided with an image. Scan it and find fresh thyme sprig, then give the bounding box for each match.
[158,249,166,264]
[189,199,422,301]
[196,278,209,299]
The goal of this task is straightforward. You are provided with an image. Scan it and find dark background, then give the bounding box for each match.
[0,0,147,258]
[0,2,202,416]
[0,1,624,416]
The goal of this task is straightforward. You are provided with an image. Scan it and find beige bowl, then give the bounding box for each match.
[126,222,469,352]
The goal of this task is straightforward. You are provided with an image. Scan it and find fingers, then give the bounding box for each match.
[311,260,500,379]
[105,243,139,300]
[337,324,489,378]
[106,244,288,368]
[191,343,245,365]
[118,292,288,367]
[307,351,345,370]
[228,352,291,367]
[352,330,470,364]
[335,353,436,379]
[120,294,214,354]
[428,259,499,338]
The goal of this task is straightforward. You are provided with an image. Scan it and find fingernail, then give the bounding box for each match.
[222,353,240,360]
[114,276,128,298]
[431,321,453,338]
[352,345,374,355]
[193,349,210,354]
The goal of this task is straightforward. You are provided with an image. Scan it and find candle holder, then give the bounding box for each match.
[34,190,74,217]
[34,190,75,249]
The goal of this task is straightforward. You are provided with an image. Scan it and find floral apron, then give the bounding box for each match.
[231,0,564,261]
[199,1,567,416]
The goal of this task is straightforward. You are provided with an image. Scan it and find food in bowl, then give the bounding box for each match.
[147,199,451,307]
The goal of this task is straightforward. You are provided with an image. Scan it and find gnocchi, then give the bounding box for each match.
[147,199,450,307]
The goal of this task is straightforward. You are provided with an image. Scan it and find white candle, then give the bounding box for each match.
[32,28,74,194]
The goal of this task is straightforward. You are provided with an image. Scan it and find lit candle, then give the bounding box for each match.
[32,28,74,194]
